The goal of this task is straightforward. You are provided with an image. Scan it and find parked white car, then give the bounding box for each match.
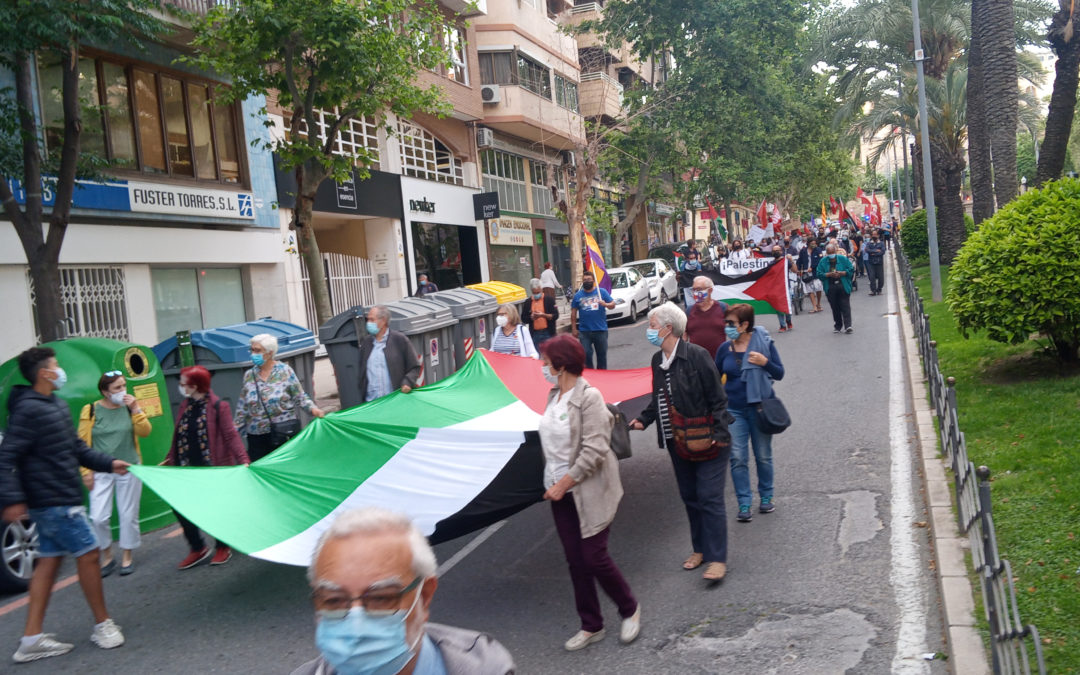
[625,258,679,307]
[605,267,651,323]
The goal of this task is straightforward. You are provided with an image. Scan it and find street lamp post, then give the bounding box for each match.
[1021,176,1027,193]
[912,0,943,302]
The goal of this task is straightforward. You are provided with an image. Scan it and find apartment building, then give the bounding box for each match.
[471,0,586,288]
[268,2,495,331]
[0,2,283,359]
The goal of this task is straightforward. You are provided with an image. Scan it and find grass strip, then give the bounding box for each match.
[910,264,1080,672]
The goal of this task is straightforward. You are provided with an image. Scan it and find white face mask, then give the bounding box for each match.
[496,315,509,327]
[541,365,560,384]
[178,384,192,399]
[108,391,127,406]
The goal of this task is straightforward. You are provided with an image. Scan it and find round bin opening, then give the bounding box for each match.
[125,348,148,378]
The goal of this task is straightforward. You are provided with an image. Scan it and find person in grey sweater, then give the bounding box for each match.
[291,507,514,675]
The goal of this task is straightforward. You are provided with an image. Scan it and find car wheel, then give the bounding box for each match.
[659,290,668,305]
[628,302,638,323]
[0,518,38,593]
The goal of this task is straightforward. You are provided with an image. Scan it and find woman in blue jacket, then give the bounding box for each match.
[714,304,785,522]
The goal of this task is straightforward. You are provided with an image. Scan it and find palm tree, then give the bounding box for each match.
[967,0,996,223]
[1036,0,1080,186]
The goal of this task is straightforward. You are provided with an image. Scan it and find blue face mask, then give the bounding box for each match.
[646,327,666,347]
[828,254,837,260]
[533,292,543,300]
[251,353,265,367]
[366,321,379,336]
[50,367,68,390]
[314,587,423,675]
[725,325,740,341]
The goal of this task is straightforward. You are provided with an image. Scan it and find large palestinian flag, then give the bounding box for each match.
[702,257,792,316]
[130,351,651,566]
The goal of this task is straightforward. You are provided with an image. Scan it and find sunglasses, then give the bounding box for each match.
[104,370,122,377]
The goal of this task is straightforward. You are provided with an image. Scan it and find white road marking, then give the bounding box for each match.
[436,520,506,577]
[887,256,930,673]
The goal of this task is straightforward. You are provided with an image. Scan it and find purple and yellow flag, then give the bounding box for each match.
[583,226,611,293]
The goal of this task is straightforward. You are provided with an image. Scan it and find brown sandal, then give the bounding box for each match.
[682,552,704,570]
[703,562,727,581]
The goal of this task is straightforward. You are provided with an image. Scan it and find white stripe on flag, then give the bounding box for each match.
[250,423,526,565]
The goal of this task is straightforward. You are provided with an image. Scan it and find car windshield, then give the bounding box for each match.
[629,263,655,278]
[610,272,629,289]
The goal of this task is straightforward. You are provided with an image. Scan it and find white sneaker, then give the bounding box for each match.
[12,634,74,662]
[90,619,124,649]
[564,629,605,651]
[620,605,641,644]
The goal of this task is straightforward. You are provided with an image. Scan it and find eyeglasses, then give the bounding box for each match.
[104,370,122,377]
[312,576,422,619]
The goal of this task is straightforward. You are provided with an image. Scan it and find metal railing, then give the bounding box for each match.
[162,0,237,15]
[893,243,1045,675]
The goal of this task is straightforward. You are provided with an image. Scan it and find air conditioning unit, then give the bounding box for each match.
[480,84,501,104]
[476,128,494,149]
[561,150,576,167]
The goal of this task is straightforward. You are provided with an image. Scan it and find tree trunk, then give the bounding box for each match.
[967,2,997,223]
[295,162,333,329]
[932,141,968,263]
[724,197,734,242]
[982,0,1019,206]
[611,161,652,266]
[1036,2,1080,187]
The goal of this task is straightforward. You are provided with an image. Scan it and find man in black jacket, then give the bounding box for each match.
[358,306,422,402]
[520,278,559,350]
[0,347,131,662]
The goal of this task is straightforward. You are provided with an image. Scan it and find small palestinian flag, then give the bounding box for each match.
[702,258,792,316]
[131,351,651,566]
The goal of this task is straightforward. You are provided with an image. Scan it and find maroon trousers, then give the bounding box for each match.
[550,497,638,633]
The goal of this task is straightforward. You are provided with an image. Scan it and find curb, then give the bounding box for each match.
[890,253,990,674]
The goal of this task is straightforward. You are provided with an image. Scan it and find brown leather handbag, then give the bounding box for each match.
[669,404,719,461]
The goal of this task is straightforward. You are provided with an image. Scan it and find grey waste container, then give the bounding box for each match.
[319,308,367,411]
[425,288,498,369]
[153,318,316,423]
[385,297,457,385]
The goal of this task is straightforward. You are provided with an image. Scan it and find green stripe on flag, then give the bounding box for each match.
[716,298,779,315]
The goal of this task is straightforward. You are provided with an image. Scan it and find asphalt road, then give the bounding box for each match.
[0,254,948,674]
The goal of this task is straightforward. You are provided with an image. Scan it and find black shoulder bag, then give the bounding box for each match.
[253,371,301,448]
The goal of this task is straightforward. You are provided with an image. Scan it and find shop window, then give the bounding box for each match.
[397,120,463,185]
[554,74,579,112]
[412,222,464,291]
[287,109,381,171]
[481,149,528,213]
[151,267,246,340]
[37,53,244,184]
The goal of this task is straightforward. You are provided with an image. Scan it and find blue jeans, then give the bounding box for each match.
[666,444,730,563]
[728,406,775,508]
[29,505,98,558]
[577,330,608,370]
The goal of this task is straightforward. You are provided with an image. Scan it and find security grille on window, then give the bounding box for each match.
[37,53,244,184]
[517,54,552,99]
[481,150,528,213]
[554,74,579,112]
[397,120,463,185]
[27,266,130,342]
[287,109,381,170]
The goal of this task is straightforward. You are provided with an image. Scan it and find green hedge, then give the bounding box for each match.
[946,178,1080,361]
[899,209,974,262]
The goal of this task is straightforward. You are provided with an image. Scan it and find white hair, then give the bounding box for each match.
[308,507,437,583]
[692,275,714,289]
[250,333,278,357]
[648,301,687,337]
[529,277,542,290]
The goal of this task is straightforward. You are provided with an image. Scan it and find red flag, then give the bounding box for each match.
[829,196,839,214]
[756,199,768,227]
[767,203,783,234]
[704,197,720,221]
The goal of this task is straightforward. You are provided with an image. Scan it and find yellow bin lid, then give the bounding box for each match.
[466,281,527,305]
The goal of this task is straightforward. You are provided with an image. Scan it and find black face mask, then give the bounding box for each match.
[583,281,594,290]
[773,251,782,258]
[733,244,742,250]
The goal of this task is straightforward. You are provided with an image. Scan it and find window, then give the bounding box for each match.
[397,120,463,185]
[554,74,579,112]
[479,51,516,86]
[37,53,244,184]
[517,54,551,99]
[287,109,380,170]
[152,267,246,340]
[445,25,468,85]
[27,266,130,342]
[481,150,528,212]
[530,160,563,216]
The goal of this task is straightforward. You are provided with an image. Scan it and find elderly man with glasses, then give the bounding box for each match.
[291,507,514,675]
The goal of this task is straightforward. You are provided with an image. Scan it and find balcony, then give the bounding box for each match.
[162,0,236,14]
[439,0,487,17]
[579,72,623,121]
[481,85,585,149]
